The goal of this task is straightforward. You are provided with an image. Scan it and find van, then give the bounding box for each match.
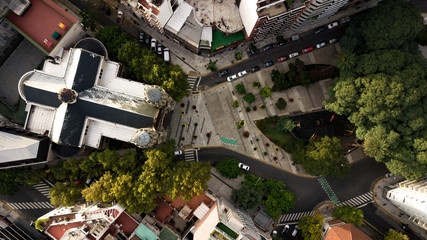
[163,48,170,62]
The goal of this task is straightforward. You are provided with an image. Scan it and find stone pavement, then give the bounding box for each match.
[372,176,427,240]
[169,44,342,176]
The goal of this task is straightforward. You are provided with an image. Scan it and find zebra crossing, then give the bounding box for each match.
[33,182,52,199]
[336,191,373,208]
[187,76,200,92]
[7,202,53,210]
[184,149,198,162]
[278,211,314,224]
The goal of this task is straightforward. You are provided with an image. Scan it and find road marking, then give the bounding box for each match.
[7,201,54,209]
[279,211,314,223]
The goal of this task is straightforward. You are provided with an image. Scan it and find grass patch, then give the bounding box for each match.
[216,222,238,239]
[212,29,245,51]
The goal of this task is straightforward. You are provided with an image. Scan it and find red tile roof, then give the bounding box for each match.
[164,194,213,210]
[115,212,139,235]
[47,222,85,239]
[155,198,173,222]
[325,223,372,240]
[6,0,77,52]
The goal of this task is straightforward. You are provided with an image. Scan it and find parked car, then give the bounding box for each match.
[250,66,260,73]
[329,38,338,44]
[145,35,151,45]
[277,40,288,46]
[282,225,290,234]
[139,32,145,42]
[174,150,183,155]
[117,11,123,23]
[314,26,327,34]
[248,48,260,56]
[339,16,350,24]
[327,21,338,29]
[264,61,274,68]
[262,44,275,52]
[291,34,299,41]
[218,69,230,77]
[237,70,248,78]
[289,52,299,58]
[151,38,157,51]
[292,226,298,237]
[277,56,287,62]
[157,43,162,55]
[302,46,314,53]
[163,48,170,62]
[316,42,326,48]
[238,163,250,171]
[227,74,238,82]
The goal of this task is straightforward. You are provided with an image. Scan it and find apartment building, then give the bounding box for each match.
[385,178,427,230]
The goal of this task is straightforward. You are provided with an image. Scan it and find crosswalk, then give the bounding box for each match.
[33,182,52,199]
[7,202,53,210]
[187,76,200,92]
[184,149,198,162]
[279,211,314,223]
[336,191,373,208]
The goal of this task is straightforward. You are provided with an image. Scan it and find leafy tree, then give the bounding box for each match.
[275,97,287,110]
[385,229,409,240]
[336,50,356,76]
[235,83,246,94]
[215,158,242,179]
[263,179,295,220]
[332,205,364,226]
[79,9,97,32]
[303,136,350,177]
[277,117,295,133]
[50,182,83,206]
[231,184,262,209]
[243,93,255,104]
[232,100,239,108]
[207,60,218,72]
[298,214,324,240]
[260,86,272,98]
[235,52,242,60]
[0,169,27,195]
[96,26,130,60]
[82,171,116,203]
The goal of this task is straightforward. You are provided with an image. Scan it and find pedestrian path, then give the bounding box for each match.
[187,76,200,92]
[7,202,53,210]
[278,211,314,224]
[184,149,198,162]
[318,178,339,204]
[337,192,373,208]
[33,182,52,199]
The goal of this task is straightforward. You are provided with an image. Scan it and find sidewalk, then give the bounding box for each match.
[372,177,427,240]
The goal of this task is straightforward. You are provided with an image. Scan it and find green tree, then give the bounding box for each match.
[336,50,356,75]
[298,214,324,240]
[215,158,242,179]
[82,171,115,203]
[275,97,287,110]
[207,60,218,72]
[231,184,262,209]
[385,229,410,240]
[0,169,27,195]
[235,52,242,60]
[79,9,97,31]
[50,182,83,206]
[243,93,255,104]
[96,26,130,60]
[277,117,295,133]
[332,205,364,226]
[260,86,272,98]
[304,136,350,177]
[232,100,239,108]
[235,83,246,94]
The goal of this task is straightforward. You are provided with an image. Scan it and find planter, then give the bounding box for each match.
[243,131,250,138]
[192,105,197,110]
[206,132,211,138]
[252,106,257,111]
[274,147,279,152]
[260,104,265,109]
[289,98,294,102]
[180,110,185,115]
[253,147,258,151]
[193,135,198,139]
[273,156,278,161]
[180,103,185,107]
[181,123,186,128]
[265,143,270,147]
[263,152,268,156]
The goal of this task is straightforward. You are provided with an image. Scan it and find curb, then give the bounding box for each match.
[372,178,403,224]
[183,145,317,179]
[183,57,250,78]
[0,200,25,220]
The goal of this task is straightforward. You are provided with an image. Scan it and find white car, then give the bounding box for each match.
[227,74,238,82]
[329,38,338,44]
[289,52,299,58]
[328,21,338,29]
[238,163,250,171]
[237,70,248,78]
[174,150,182,155]
[316,42,326,49]
[151,38,157,51]
[292,226,298,237]
[282,225,290,234]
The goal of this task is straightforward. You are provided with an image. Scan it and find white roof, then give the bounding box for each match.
[50,103,68,143]
[0,131,40,162]
[42,50,71,78]
[24,71,66,94]
[193,202,210,220]
[158,0,174,27]
[82,118,138,148]
[25,105,56,135]
[201,26,212,42]
[165,2,193,34]
[239,0,258,37]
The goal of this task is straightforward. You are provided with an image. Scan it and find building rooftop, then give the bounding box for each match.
[325,223,372,240]
[6,0,77,53]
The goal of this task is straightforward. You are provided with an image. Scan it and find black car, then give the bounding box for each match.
[139,32,145,42]
[277,40,288,46]
[145,35,151,45]
[250,66,260,72]
[314,26,327,34]
[248,48,260,56]
[218,69,230,77]
[262,44,275,51]
[264,61,274,68]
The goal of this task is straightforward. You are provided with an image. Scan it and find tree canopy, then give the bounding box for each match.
[215,158,242,179]
[332,205,364,226]
[298,214,324,240]
[384,229,410,240]
[325,0,427,180]
[277,117,295,133]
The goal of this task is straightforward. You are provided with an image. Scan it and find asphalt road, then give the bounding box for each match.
[198,24,347,87]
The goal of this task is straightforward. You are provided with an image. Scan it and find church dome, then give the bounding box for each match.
[145,87,162,103]
[132,130,151,147]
